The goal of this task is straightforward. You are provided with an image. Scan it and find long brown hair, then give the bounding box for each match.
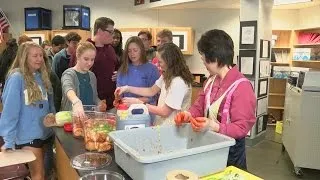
[8,42,52,104]
[157,43,193,89]
[118,36,147,74]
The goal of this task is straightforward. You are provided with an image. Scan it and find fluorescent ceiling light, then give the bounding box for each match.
[274,0,312,6]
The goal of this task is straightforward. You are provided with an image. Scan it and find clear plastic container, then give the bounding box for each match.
[80,171,125,180]
[70,153,112,171]
[83,112,116,152]
[72,105,99,138]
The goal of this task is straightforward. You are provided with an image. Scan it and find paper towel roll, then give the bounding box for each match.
[166,170,199,180]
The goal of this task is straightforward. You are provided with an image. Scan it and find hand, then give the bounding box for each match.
[72,101,85,119]
[122,97,143,106]
[98,100,107,112]
[174,111,192,126]
[1,144,14,152]
[43,113,56,127]
[111,71,117,82]
[190,117,220,132]
[115,86,129,96]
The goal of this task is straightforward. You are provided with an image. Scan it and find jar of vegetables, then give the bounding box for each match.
[83,112,116,152]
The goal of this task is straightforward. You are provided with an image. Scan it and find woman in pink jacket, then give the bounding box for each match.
[175,29,256,170]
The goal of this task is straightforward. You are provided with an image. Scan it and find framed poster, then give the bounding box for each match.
[119,28,152,49]
[257,78,268,98]
[239,21,257,49]
[260,39,271,58]
[259,59,271,78]
[257,96,268,116]
[30,37,42,45]
[135,0,145,5]
[256,114,268,134]
[239,50,256,78]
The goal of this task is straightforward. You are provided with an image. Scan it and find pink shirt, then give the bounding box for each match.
[151,57,162,74]
[189,67,256,139]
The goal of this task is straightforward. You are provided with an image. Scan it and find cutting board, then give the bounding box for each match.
[0,150,36,167]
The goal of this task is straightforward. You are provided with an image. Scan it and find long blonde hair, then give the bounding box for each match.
[8,42,52,104]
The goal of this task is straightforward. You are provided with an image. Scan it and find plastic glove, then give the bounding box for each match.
[191,117,219,132]
[174,111,192,126]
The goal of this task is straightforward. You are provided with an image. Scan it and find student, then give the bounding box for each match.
[117,36,159,106]
[138,30,156,61]
[87,17,118,111]
[45,35,66,68]
[151,29,173,73]
[41,40,51,51]
[61,42,106,118]
[174,29,256,170]
[52,32,81,79]
[116,43,193,125]
[0,38,18,89]
[112,28,123,64]
[0,42,55,180]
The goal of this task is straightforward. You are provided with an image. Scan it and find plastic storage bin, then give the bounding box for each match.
[116,104,151,130]
[24,7,52,31]
[109,124,235,180]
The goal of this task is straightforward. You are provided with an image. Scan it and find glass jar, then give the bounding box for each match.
[83,112,116,152]
[72,105,99,138]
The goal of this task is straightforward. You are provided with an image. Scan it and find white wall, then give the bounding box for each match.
[298,6,320,29]
[0,0,240,75]
[272,9,299,30]
[1,0,308,74]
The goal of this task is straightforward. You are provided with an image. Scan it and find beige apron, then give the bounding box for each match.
[204,76,248,123]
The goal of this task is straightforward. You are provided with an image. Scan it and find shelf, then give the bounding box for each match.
[272,47,291,49]
[270,62,290,66]
[268,106,285,110]
[292,60,320,63]
[269,93,285,96]
[294,43,320,47]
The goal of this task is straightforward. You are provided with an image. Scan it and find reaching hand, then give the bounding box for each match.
[72,101,85,119]
[190,117,220,132]
[98,100,107,112]
[122,97,143,106]
[174,111,192,126]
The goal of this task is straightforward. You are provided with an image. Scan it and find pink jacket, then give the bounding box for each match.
[189,67,256,139]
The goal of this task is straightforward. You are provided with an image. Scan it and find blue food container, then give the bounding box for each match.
[25,7,52,31]
[63,5,90,30]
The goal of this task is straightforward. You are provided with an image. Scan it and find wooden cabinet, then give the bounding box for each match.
[118,28,153,49]
[52,29,91,42]
[153,27,194,55]
[24,30,52,44]
[118,27,195,55]
[268,77,287,122]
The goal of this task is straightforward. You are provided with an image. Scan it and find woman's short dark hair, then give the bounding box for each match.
[197,29,234,67]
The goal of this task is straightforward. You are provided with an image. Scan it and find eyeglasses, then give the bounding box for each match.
[104,29,114,34]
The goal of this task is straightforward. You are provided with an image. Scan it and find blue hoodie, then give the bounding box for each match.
[0,70,55,149]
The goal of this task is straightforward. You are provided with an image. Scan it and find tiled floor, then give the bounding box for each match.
[246,126,320,180]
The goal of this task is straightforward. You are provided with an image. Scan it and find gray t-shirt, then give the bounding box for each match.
[60,68,100,111]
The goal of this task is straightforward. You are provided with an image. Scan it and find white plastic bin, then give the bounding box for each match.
[109,124,235,180]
